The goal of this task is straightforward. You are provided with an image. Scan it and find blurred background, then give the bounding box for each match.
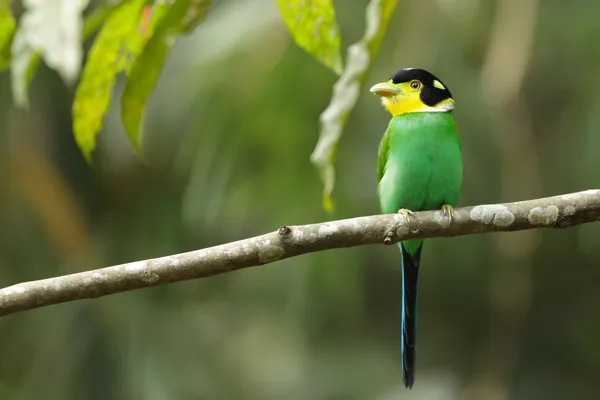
[1,0,600,399]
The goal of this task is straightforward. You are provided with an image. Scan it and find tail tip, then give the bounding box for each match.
[402,370,415,389]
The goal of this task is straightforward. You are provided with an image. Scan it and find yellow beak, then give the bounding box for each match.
[369,81,402,97]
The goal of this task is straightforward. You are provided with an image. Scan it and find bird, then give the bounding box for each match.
[369,68,463,388]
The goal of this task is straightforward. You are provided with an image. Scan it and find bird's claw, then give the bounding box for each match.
[397,208,415,224]
[440,204,455,223]
[397,208,415,218]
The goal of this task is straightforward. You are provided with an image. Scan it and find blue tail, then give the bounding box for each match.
[400,242,423,389]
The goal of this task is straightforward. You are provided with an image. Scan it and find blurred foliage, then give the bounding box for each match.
[122,0,211,152]
[73,0,148,162]
[0,0,14,70]
[1,0,600,399]
[276,0,343,75]
[311,0,398,211]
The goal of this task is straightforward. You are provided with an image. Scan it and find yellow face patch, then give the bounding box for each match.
[376,80,454,116]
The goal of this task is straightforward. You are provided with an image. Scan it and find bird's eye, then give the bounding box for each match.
[410,80,421,90]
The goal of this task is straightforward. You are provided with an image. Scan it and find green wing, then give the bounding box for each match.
[377,126,392,183]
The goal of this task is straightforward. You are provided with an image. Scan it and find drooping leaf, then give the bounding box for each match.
[276,0,343,75]
[121,0,211,152]
[8,1,117,109]
[19,0,90,84]
[120,4,172,152]
[0,0,15,70]
[178,0,212,33]
[82,1,123,40]
[310,0,399,211]
[72,0,147,163]
[10,28,40,109]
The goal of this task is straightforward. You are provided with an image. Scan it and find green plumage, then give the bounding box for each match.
[378,112,462,252]
[377,111,462,387]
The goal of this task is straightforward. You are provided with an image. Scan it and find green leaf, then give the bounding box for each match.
[310,0,398,212]
[121,0,211,152]
[0,0,15,70]
[120,4,171,152]
[276,0,343,75]
[178,0,211,33]
[82,2,123,40]
[72,0,147,163]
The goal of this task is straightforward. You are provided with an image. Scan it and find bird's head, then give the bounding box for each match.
[370,68,454,117]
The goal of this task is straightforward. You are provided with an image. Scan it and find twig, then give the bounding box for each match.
[1,189,599,317]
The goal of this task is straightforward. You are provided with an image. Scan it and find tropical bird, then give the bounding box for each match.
[369,68,463,388]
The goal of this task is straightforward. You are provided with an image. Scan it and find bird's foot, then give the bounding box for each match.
[397,208,415,217]
[440,204,455,223]
[397,208,415,223]
[384,209,415,244]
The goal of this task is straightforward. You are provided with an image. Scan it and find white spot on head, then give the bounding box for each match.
[433,80,446,90]
[258,245,285,263]
[528,205,559,225]
[318,224,339,236]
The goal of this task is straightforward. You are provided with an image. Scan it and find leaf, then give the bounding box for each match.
[10,28,40,109]
[120,4,171,152]
[8,1,116,109]
[72,0,147,163]
[0,0,15,70]
[19,0,90,84]
[8,0,39,109]
[276,0,343,74]
[82,1,122,39]
[121,0,211,152]
[178,0,211,33]
[310,0,398,211]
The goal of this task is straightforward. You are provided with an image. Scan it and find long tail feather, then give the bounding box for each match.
[400,242,423,389]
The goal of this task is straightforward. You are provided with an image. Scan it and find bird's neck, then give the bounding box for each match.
[382,97,455,117]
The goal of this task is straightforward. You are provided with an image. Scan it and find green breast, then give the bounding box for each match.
[377,112,463,215]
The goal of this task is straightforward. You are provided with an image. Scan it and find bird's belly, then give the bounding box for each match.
[378,145,462,214]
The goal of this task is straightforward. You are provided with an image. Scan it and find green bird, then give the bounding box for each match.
[370,68,463,388]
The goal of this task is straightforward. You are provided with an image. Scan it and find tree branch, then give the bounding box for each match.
[1,189,599,317]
